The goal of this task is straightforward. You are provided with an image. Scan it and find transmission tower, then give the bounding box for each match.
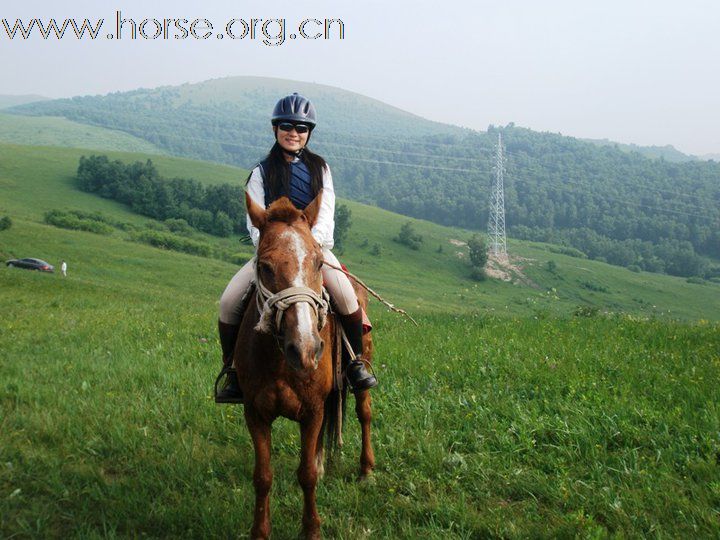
[487,132,508,259]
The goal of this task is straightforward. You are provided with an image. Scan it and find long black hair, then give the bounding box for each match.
[257,141,327,203]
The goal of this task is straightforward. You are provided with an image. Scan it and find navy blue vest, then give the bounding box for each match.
[260,158,315,210]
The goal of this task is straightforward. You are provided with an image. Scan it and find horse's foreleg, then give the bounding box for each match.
[298,414,324,539]
[314,422,325,480]
[245,411,273,540]
[355,389,375,478]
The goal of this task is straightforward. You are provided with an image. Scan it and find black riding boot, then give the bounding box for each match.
[339,308,378,391]
[214,320,244,404]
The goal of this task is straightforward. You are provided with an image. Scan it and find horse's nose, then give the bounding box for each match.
[315,337,325,362]
[284,335,323,371]
[284,341,302,370]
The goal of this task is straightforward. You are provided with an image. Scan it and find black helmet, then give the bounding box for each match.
[271,93,317,128]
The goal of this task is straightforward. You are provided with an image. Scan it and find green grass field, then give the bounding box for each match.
[1,142,719,538]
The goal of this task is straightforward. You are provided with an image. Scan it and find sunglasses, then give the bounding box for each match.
[277,122,310,134]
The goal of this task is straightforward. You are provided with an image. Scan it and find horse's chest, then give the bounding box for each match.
[253,379,326,421]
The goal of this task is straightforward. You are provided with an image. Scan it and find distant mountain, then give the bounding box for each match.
[698,153,720,162]
[6,76,720,277]
[0,94,50,109]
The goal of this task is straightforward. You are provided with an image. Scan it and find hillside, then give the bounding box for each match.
[1,142,718,321]
[6,77,720,280]
[0,94,49,109]
[1,143,719,538]
[0,113,162,154]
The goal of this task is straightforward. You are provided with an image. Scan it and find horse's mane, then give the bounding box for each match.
[266,197,304,225]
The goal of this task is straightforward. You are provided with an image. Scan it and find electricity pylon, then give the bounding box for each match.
[487,132,508,259]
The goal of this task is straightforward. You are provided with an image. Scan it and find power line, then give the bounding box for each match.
[312,139,493,163]
[140,132,720,221]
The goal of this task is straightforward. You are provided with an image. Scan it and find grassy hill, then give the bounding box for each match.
[0,112,162,154]
[1,142,718,320]
[1,143,719,537]
[0,94,49,109]
[7,77,719,282]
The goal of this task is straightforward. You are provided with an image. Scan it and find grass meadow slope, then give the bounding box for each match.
[1,142,719,538]
[0,113,163,154]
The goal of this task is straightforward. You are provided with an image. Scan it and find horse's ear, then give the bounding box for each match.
[303,190,323,228]
[246,192,266,229]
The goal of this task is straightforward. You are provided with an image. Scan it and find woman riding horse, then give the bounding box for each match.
[215,92,377,403]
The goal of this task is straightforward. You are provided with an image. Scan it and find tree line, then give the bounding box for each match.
[77,155,243,237]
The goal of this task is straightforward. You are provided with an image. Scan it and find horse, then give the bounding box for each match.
[234,191,375,539]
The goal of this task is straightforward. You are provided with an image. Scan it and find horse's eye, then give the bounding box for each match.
[259,262,274,277]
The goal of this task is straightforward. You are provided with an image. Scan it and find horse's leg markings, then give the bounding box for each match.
[315,449,325,479]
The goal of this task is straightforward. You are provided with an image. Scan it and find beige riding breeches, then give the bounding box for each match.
[219,248,359,325]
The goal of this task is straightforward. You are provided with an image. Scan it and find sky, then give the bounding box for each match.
[2,0,719,156]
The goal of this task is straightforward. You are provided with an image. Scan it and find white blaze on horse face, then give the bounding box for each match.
[281,229,315,345]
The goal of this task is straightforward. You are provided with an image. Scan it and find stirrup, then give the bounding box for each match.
[214,365,244,404]
[346,356,378,392]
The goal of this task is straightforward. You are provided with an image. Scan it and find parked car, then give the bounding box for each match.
[5,258,55,272]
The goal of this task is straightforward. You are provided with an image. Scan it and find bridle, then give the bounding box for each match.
[253,259,330,337]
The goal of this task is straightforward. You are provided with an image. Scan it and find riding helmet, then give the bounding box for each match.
[271,93,317,129]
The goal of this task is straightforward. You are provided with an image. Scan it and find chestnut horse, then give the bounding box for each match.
[235,192,374,539]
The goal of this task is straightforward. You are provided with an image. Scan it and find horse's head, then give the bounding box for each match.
[246,192,327,372]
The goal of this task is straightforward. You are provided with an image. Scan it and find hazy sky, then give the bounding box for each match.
[2,0,719,155]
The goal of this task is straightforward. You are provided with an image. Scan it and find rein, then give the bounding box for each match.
[253,261,330,335]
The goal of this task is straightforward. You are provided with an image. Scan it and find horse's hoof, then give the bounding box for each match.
[357,470,375,483]
[301,528,321,540]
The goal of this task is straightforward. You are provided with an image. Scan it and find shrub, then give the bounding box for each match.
[44,210,113,235]
[225,253,252,266]
[579,280,609,293]
[164,218,193,236]
[0,216,12,231]
[395,221,423,250]
[130,230,211,257]
[573,305,599,317]
[370,243,382,256]
[546,260,558,273]
[470,266,487,281]
[686,276,704,284]
[467,234,488,268]
[547,245,587,258]
[628,264,641,273]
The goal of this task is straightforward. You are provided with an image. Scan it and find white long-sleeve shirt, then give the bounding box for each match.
[246,158,336,249]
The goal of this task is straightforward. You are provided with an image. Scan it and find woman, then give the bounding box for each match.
[215,93,377,403]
